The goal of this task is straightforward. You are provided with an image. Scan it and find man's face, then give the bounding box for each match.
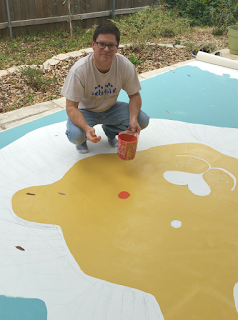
[92,33,118,71]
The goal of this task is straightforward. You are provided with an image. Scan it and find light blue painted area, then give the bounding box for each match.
[0,295,47,320]
[119,65,238,129]
[0,65,237,149]
[0,109,67,149]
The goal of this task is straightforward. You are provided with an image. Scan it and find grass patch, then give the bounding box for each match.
[0,27,94,70]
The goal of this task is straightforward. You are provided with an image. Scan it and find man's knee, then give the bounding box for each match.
[138,110,150,130]
[66,130,86,145]
[65,119,86,145]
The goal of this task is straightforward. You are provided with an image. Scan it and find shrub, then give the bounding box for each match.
[19,66,58,91]
[165,0,212,25]
[164,0,238,27]
[128,54,143,65]
[112,4,191,46]
[210,0,238,33]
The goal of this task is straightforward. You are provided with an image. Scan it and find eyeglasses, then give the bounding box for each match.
[95,41,118,51]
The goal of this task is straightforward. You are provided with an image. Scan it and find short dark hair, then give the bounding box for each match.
[93,21,120,44]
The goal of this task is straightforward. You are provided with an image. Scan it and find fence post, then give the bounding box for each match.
[4,0,13,39]
[112,0,115,20]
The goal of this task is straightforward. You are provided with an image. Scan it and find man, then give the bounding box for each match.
[61,21,149,154]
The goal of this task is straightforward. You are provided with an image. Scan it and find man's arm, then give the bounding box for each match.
[66,99,101,143]
[128,92,142,134]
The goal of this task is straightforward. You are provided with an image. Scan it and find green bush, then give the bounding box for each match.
[165,0,238,27]
[19,66,58,91]
[112,5,191,45]
[128,54,143,65]
[211,0,238,33]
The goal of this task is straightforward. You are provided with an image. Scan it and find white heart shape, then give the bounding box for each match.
[163,171,211,196]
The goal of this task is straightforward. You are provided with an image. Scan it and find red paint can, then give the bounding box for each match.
[117,131,138,160]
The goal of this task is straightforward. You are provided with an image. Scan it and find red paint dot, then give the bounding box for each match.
[118,191,130,199]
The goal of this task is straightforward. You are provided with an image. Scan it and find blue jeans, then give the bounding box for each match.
[65,101,150,145]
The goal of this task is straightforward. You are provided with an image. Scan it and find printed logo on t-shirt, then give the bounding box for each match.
[92,83,117,97]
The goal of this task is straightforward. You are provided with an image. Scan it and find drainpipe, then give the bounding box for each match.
[112,0,115,20]
[4,0,13,39]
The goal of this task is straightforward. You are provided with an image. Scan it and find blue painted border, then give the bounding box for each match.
[0,110,67,149]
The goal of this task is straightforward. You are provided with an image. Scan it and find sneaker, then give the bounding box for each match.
[108,137,118,148]
[76,141,88,154]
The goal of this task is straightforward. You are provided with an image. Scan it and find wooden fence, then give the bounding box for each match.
[0,0,158,37]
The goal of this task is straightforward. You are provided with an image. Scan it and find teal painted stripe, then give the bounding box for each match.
[0,110,67,149]
[0,295,47,320]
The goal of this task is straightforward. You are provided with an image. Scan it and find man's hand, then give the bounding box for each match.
[66,99,101,143]
[85,128,101,143]
[129,119,141,134]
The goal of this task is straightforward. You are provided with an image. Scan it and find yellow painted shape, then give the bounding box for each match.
[12,144,238,320]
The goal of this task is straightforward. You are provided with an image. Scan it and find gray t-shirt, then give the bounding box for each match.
[61,52,142,112]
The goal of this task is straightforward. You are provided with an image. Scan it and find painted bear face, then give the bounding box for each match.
[13,143,238,320]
